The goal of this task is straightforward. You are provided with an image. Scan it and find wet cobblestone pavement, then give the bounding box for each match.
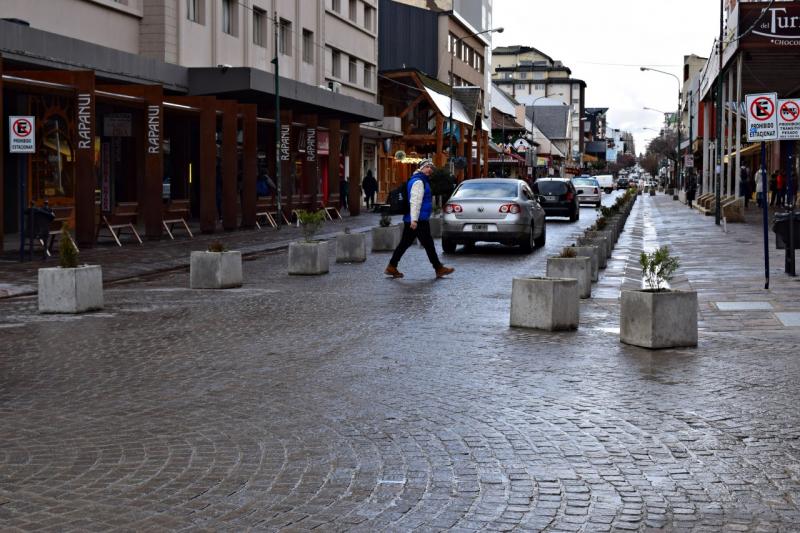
[2,193,800,531]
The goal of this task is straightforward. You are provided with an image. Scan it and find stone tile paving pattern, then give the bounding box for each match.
[1,194,800,531]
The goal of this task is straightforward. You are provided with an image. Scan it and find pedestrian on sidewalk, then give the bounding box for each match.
[739,168,750,209]
[686,172,697,209]
[769,171,778,206]
[362,170,378,210]
[777,170,787,208]
[340,176,349,211]
[756,166,765,207]
[385,160,454,279]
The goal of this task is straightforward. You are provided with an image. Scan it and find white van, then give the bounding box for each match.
[594,174,615,193]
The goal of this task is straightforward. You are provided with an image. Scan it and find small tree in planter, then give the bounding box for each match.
[190,240,243,289]
[289,209,329,275]
[38,224,103,313]
[547,247,592,299]
[620,246,697,349]
[372,211,401,252]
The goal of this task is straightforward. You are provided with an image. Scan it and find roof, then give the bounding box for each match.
[491,45,555,65]
[491,108,525,130]
[526,105,570,140]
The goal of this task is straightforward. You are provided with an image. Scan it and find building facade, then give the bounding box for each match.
[491,45,586,162]
[0,2,386,250]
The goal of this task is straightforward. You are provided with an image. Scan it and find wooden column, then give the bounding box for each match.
[221,100,238,231]
[199,100,217,233]
[457,124,465,182]
[434,115,445,167]
[483,131,490,177]
[300,114,319,202]
[0,54,4,250]
[348,121,361,216]
[240,104,257,228]
[327,118,341,207]
[465,127,473,179]
[279,109,293,213]
[72,71,96,247]
[474,127,482,178]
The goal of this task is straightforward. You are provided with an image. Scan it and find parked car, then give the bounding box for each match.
[594,174,615,194]
[532,178,580,222]
[442,178,547,253]
[572,176,602,207]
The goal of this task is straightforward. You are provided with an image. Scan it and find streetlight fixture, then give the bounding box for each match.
[448,26,504,176]
[641,66,682,199]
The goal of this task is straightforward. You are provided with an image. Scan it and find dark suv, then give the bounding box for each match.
[532,178,580,222]
[616,177,630,189]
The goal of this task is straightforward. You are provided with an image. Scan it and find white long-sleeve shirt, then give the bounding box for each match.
[409,180,424,222]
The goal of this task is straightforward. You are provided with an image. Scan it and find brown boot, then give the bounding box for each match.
[384,265,404,278]
[435,265,455,278]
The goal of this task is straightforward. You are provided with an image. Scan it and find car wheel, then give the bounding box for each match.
[442,238,456,254]
[569,209,578,222]
[596,201,602,208]
[519,225,534,253]
[534,221,546,248]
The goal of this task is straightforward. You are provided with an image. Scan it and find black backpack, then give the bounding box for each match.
[388,180,410,215]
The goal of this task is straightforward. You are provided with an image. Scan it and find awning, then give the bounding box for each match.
[723,143,761,163]
[424,87,473,126]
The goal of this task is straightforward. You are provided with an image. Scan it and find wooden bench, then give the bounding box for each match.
[162,199,194,240]
[97,202,142,246]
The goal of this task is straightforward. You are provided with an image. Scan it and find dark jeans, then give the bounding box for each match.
[365,192,375,209]
[389,220,442,269]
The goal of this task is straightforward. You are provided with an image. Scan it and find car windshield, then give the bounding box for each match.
[534,181,568,195]
[453,181,518,199]
[573,178,598,186]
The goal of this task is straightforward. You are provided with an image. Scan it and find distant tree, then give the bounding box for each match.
[617,153,637,168]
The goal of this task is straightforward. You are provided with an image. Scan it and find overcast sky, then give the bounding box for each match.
[492,0,721,155]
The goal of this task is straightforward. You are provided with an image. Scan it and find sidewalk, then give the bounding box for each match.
[0,212,383,299]
[619,192,800,334]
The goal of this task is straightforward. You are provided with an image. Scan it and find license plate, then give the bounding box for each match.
[544,196,557,201]
[472,224,488,231]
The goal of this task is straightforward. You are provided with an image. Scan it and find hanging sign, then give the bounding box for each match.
[746,92,778,141]
[778,98,800,140]
[9,116,35,153]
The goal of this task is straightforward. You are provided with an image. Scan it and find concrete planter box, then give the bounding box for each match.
[288,241,329,275]
[577,236,608,268]
[565,245,599,282]
[510,277,579,331]
[372,225,402,252]
[335,232,367,263]
[429,216,443,238]
[547,256,592,299]
[620,289,698,349]
[38,265,103,313]
[190,251,243,289]
[649,189,656,196]
[584,231,613,258]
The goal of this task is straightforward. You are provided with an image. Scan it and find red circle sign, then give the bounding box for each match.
[12,118,33,137]
[780,100,800,123]
[750,97,775,121]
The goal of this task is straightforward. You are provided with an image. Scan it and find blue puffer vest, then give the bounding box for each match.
[403,172,433,223]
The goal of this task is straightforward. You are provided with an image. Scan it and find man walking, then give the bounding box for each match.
[385,160,454,279]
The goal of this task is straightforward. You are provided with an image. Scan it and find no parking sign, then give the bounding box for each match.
[8,116,36,153]
[746,93,778,142]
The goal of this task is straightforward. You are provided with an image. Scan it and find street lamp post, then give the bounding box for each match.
[641,67,682,200]
[449,26,504,177]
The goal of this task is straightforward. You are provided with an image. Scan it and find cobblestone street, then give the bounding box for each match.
[2,194,800,531]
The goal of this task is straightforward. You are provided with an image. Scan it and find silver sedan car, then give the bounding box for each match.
[572,177,602,207]
[442,178,547,253]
